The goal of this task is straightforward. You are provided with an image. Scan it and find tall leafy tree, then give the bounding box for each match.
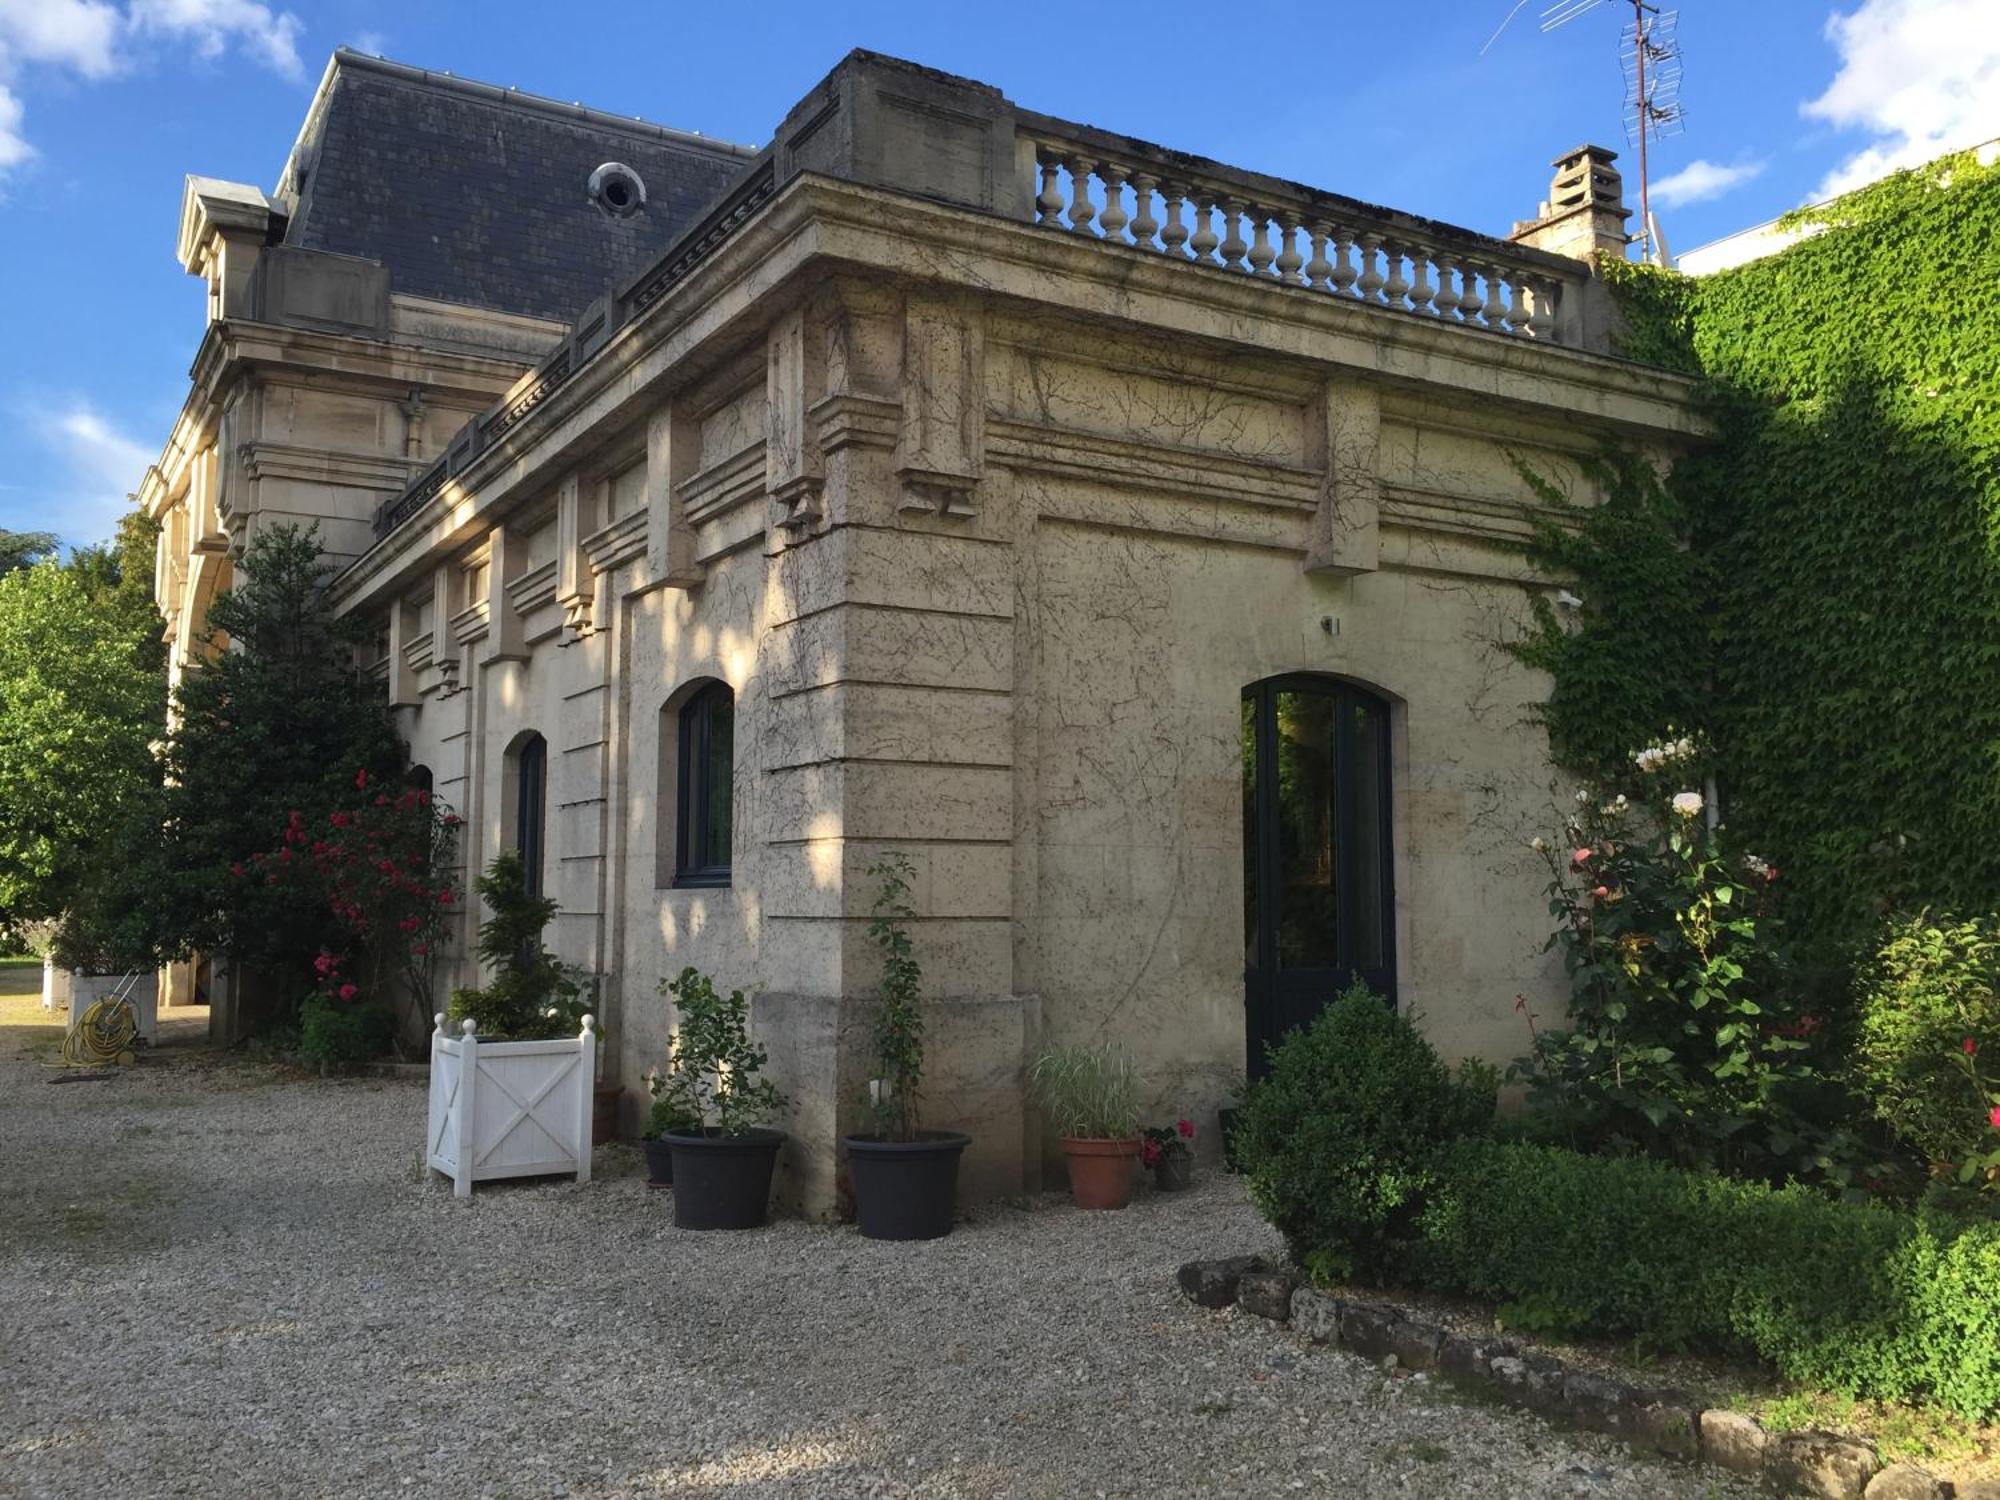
[0,561,162,946]
[0,529,58,574]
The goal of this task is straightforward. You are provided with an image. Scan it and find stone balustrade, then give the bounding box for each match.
[1017,117,1578,344]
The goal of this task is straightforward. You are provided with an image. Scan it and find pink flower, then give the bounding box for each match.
[1967,1038,1980,1057]
[398,917,420,933]
[1141,1139,1161,1168]
[1571,847,1593,869]
[354,769,369,790]
[338,983,358,1002]
[1990,1106,2000,1131]
[1176,1118,1195,1140]
[313,952,336,977]
[1591,885,1610,901]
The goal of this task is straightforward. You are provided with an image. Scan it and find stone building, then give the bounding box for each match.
[148,48,1703,1213]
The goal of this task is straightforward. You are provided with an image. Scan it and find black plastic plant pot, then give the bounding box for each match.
[845,1131,972,1241]
[640,1137,674,1188]
[664,1128,784,1230]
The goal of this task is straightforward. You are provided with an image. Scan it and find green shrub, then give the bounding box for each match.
[447,850,590,1041]
[656,967,784,1136]
[1412,1140,2000,1420]
[1854,913,2000,1193]
[1236,981,1494,1282]
[297,991,393,1072]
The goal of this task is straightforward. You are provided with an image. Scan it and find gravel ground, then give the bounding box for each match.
[0,1035,1753,1500]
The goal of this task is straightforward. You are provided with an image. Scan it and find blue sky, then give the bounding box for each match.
[1,0,1994,552]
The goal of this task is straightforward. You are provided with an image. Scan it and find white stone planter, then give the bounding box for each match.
[426,1014,596,1198]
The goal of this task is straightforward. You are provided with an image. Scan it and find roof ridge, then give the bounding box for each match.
[324,48,759,160]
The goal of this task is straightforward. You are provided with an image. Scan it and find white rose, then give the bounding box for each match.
[1575,788,1591,804]
[1671,791,1703,818]
[1530,836,1548,852]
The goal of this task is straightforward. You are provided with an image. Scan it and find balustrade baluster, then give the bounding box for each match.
[1457,262,1485,322]
[1356,234,1385,302]
[1522,280,1553,339]
[1035,150,1065,227]
[1219,198,1249,271]
[1296,216,1328,290]
[1430,255,1458,320]
[1098,164,1130,242]
[1482,268,1510,330]
[1130,173,1160,250]
[1507,278,1531,336]
[1247,211,1276,278]
[1276,213,1305,284]
[1331,229,1360,297]
[1065,156,1097,234]
[1409,248,1437,317]
[1160,184,1190,256]
[1382,243,1411,309]
[1190,195,1220,263]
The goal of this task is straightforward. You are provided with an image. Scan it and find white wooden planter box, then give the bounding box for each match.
[426,1014,596,1197]
[43,963,158,1044]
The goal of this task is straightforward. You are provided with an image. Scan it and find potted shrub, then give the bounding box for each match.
[658,967,786,1230]
[427,851,597,1197]
[841,854,972,1241]
[1143,1118,1197,1191]
[1029,1043,1141,1210]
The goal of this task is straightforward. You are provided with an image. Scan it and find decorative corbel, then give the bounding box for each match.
[765,307,824,541]
[895,294,985,517]
[645,400,703,590]
[555,470,596,641]
[1305,377,1382,576]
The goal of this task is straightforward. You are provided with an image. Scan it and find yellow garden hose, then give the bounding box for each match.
[59,993,140,1068]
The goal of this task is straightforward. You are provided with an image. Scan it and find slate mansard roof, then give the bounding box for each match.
[275,50,757,324]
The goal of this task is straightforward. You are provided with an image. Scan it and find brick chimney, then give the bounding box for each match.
[1509,145,1631,263]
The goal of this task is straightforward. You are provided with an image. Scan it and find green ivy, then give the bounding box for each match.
[1531,149,2000,968]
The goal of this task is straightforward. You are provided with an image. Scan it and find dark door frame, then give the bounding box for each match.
[1241,674,1398,1077]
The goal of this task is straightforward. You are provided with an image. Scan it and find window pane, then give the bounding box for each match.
[1274,689,1339,970]
[1344,698,1387,970]
[701,689,733,871]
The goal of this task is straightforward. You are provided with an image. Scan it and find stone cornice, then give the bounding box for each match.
[330,173,1708,613]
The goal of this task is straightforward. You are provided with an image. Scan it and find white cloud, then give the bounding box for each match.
[0,83,30,169]
[1805,0,2000,197]
[0,0,304,178]
[6,400,155,549]
[1650,158,1767,209]
[0,0,123,78]
[129,0,302,80]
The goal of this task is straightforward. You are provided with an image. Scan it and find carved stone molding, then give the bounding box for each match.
[1306,377,1382,576]
[896,294,985,517]
[765,307,824,541]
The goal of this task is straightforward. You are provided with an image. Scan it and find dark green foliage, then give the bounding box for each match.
[1235,982,1494,1281]
[0,529,58,573]
[1507,454,1708,776]
[57,522,403,998]
[654,966,784,1136]
[1852,913,2000,1195]
[297,991,394,1073]
[446,850,588,1041]
[1414,1140,2000,1420]
[1550,151,2000,967]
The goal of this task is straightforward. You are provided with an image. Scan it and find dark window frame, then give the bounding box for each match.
[515,733,547,898]
[674,683,734,888]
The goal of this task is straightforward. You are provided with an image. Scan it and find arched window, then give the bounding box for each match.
[512,733,547,898]
[406,764,434,797]
[674,682,734,887]
[1240,676,1396,1076]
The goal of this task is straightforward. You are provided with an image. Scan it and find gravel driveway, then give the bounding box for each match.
[0,1032,1749,1499]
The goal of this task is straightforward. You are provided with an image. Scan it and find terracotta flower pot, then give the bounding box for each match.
[1060,1135,1140,1210]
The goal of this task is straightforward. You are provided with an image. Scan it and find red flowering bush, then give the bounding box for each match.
[1141,1118,1196,1168]
[246,768,460,1056]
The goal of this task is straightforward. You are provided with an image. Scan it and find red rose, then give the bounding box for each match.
[1176,1119,1195,1139]
[1141,1139,1160,1167]
[354,769,368,790]
[338,983,358,1001]
[1965,1038,1979,1057]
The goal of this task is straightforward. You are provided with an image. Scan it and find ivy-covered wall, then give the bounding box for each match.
[1520,149,2000,964]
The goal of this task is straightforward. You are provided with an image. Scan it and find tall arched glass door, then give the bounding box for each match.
[1241,676,1395,1077]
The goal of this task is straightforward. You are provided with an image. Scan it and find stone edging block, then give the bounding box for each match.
[1175,1256,1955,1500]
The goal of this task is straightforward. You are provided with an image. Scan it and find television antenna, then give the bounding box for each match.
[1484,0,1687,262]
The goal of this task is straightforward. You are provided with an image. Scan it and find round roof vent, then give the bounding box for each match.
[588,162,647,220]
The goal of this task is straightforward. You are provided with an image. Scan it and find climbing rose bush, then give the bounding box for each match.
[1515,732,1881,1192]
